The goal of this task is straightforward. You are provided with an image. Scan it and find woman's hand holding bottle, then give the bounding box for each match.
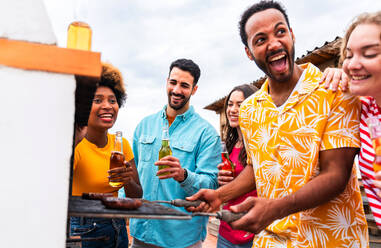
[217,162,234,186]
[108,161,133,187]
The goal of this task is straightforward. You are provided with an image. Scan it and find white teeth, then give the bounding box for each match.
[352,75,368,80]
[269,54,285,62]
[99,114,112,118]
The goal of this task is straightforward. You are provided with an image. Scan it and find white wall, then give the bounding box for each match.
[0,0,75,247]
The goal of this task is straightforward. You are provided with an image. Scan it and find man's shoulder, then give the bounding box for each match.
[133,110,162,137]
[240,90,262,109]
[314,83,359,104]
[188,110,218,135]
[137,110,162,125]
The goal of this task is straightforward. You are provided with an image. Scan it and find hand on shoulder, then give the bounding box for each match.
[320,67,349,92]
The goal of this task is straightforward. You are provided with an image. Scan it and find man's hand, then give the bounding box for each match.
[108,161,133,186]
[229,197,280,234]
[321,67,349,92]
[155,156,185,182]
[217,162,234,186]
[185,189,222,213]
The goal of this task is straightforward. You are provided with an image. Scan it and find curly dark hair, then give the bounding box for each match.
[169,58,201,86]
[239,0,290,47]
[224,84,258,166]
[74,62,127,128]
[74,76,97,128]
[98,62,127,107]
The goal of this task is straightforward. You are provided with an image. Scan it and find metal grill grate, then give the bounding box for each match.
[68,196,191,220]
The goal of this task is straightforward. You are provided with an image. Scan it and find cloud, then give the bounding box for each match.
[43,0,381,142]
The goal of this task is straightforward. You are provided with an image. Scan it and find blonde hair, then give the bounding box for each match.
[340,11,381,64]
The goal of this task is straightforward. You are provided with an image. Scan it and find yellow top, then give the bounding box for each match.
[239,63,368,247]
[72,133,134,197]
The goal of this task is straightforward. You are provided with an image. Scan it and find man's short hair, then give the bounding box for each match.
[239,0,290,47]
[169,58,201,86]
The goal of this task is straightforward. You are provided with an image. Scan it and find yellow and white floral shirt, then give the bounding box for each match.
[239,63,368,248]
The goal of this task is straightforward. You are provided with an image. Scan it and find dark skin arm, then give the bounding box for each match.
[108,158,143,198]
[186,164,256,212]
[229,147,358,234]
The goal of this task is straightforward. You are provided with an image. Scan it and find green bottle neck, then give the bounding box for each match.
[161,139,170,147]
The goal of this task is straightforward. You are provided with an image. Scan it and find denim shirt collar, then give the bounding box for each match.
[160,105,195,121]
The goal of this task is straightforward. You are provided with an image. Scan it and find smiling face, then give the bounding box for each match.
[166,67,198,114]
[244,8,295,83]
[226,90,245,128]
[87,86,119,131]
[343,23,381,98]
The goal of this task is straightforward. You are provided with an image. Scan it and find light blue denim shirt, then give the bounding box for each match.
[120,105,220,247]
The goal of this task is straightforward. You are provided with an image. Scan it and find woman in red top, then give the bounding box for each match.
[217,84,258,248]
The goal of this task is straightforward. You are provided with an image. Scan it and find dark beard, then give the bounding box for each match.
[252,45,295,83]
[168,92,190,110]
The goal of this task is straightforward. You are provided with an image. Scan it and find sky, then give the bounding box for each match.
[43,0,381,142]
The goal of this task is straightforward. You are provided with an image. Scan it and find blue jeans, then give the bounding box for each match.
[70,217,129,248]
[217,235,253,248]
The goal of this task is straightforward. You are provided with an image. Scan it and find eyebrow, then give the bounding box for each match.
[362,43,380,49]
[274,22,284,30]
[253,21,285,38]
[347,43,380,51]
[94,94,116,98]
[169,79,191,86]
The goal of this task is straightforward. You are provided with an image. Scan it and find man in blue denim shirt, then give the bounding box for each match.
[121,58,220,248]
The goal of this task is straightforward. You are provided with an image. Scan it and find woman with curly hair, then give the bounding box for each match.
[70,62,142,248]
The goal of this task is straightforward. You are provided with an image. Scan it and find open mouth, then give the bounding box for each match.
[229,115,239,121]
[172,96,183,101]
[170,93,185,103]
[268,54,287,73]
[351,74,371,81]
[98,113,114,122]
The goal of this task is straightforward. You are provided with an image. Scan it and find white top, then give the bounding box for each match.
[277,69,306,111]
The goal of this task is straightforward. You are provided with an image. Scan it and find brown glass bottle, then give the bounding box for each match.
[221,141,235,177]
[109,131,125,187]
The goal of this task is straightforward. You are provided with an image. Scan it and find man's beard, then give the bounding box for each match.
[168,92,191,110]
[252,45,295,83]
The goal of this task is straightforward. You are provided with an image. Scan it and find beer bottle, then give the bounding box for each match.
[109,131,125,187]
[67,0,92,51]
[221,141,235,177]
[158,125,172,176]
[67,21,92,50]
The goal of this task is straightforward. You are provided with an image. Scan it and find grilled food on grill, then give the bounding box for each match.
[101,197,142,210]
[82,192,114,200]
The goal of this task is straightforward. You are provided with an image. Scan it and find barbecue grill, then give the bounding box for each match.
[69,196,191,220]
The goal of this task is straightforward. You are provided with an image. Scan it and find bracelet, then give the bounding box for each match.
[179,168,188,183]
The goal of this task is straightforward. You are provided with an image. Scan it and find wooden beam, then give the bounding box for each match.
[0,38,101,77]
